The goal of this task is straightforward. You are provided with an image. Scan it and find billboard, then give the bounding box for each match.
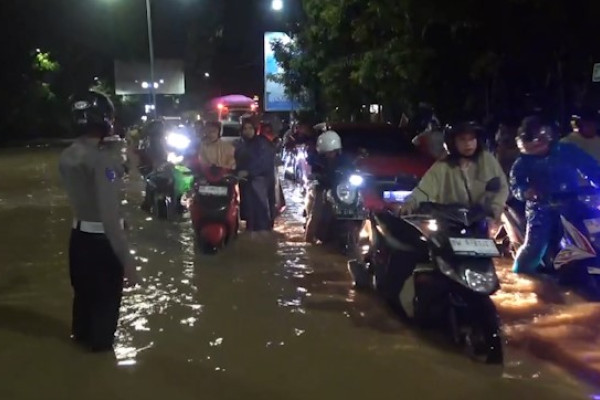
[114,59,185,95]
[264,32,301,112]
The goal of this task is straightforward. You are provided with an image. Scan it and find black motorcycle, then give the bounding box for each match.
[349,178,504,364]
[305,169,369,254]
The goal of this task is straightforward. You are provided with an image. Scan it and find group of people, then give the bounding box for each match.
[57,88,600,354]
[187,118,281,236]
[58,90,286,352]
[400,109,600,275]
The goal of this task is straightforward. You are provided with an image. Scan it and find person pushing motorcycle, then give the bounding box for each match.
[401,121,509,220]
[510,116,600,274]
[195,121,236,169]
[304,130,354,243]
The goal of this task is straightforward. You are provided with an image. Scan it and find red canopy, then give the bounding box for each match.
[208,95,255,108]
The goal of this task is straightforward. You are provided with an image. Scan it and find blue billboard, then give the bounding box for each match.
[264,32,302,112]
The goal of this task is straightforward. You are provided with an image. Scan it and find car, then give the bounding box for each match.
[305,123,435,198]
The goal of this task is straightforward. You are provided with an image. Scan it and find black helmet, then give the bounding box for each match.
[516,115,556,153]
[443,121,485,159]
[71,90,115,135]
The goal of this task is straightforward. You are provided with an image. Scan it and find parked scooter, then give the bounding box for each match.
[497,186,600,299]
[349,178,503,363]
[188,164,240,254]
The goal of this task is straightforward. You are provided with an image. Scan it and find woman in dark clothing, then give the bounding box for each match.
[235,120,276,236]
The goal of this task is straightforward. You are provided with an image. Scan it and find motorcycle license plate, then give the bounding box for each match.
[197,185,228,196]
[383,190,412,203]
[584,218,600,234]
[449,238,499,257]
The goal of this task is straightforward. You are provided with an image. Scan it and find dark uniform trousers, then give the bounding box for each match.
[69,227,124,351]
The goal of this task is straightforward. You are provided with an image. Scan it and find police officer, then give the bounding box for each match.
[59,90,140,352]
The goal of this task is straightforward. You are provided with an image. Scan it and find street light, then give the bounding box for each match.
[271,0,283,11]
[145,0,157,118]
[103,0,157,117]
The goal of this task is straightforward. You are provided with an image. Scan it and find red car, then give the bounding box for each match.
[315,123,434,205]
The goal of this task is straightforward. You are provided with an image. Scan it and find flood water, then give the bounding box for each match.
[0,146,597,399]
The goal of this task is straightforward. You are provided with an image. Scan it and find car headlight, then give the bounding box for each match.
[167,152,184,164]
[166,132,191,150]
[464,268,498,294]
[336,182,357,204]
[349,174,364,187]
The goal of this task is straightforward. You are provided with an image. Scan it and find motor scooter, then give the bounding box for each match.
[188,164,240,254]
[349,178,504,363]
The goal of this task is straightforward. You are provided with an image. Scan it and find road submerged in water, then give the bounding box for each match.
[0,145,598,400]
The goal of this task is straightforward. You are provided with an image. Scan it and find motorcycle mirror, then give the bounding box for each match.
[485,177,501,193]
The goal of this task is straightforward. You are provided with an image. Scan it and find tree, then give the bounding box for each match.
[273,0,600,126]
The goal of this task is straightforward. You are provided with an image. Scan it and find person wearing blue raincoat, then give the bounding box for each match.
[235,119,276,236]
[510,116,600,274]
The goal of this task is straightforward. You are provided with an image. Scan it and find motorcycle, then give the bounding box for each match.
[188,164,240,254]
[143,130,195,219]
[497,186,600,299]
[283,144,308,185]
[305,169,370,254]
[349,178,503,364]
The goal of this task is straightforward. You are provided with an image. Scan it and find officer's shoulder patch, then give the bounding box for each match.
[105,167,117,182]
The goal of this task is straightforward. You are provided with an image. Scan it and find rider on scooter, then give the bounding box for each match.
[510,115,600,274]
[304,130,354,243]
[401,121,509,219]
[196,121,236,169]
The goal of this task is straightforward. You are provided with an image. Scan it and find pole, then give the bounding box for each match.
[145,0,157,118]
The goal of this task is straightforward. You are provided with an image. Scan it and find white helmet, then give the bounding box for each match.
[316,130,342,154]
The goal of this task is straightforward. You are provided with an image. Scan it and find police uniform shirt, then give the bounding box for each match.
[59,137,132,268]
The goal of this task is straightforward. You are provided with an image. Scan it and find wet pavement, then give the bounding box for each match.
[0,146,597,399]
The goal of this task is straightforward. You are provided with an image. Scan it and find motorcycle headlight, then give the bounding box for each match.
[167,152,184,164]
[436,257,498,294]
[349,174,364,187]
[166,132,191,150]
[464,269,498,294]
[336,182,357,204]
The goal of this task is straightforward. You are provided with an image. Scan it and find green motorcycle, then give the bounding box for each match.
[144,162,194,220]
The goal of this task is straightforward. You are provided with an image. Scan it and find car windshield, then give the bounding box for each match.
[222,125,240,138]
[334,126,417,155]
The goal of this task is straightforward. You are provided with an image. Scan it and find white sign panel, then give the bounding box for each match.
[264,32,302,112]
[115,59,185,95]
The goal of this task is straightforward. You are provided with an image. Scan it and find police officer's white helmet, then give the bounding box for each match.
[316,130,342,154]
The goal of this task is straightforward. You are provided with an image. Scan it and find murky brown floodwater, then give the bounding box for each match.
[0,146,597,399]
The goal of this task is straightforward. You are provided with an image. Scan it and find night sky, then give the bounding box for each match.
[16,0,292,100]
